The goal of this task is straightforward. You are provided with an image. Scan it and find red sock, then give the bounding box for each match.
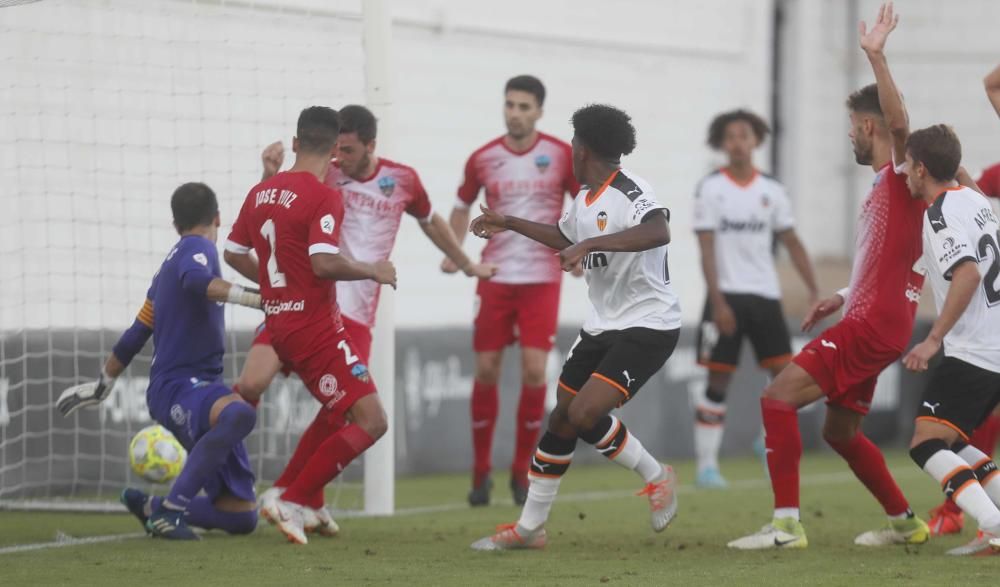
[512,384,546,486]
[471,380,499,486]
[281,424,375,510]
[827,432,909,516]
[970,414,1000,458]
[274,409,333,489]
[762,398,801,510]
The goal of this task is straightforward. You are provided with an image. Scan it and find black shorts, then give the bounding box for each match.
[558,327,679,405]
[917,357,1000,440]
[696,293,792,372]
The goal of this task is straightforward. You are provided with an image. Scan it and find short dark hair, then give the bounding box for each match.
[505,75,546,107]
[846,84,883,116]
[571,104,637,161]
[296,106,340,153]
[706,109,770,149]
[339,104,377,144]
[906,124,962,182]
[171,182,218,233]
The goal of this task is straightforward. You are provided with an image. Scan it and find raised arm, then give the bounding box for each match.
[469,204,572,251]
[260,141,284,181]
[860,2,908,161]
[986,63,1000,118]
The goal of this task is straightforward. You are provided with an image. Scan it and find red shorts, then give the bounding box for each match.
[473,280,560,352]
[269,324,377,419]
[793,318,903,415]
[253,316,372,372]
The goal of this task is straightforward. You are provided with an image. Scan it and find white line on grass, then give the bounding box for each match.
[0,467,923,553]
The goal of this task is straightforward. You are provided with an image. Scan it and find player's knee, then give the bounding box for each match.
[359,409,388,440]
[522,367,547,388]
[909,438,948,469]
[474,360,502,386]
[222,400,257,437]
[229,509,259,535]
[547,404,574,437]
[567,400,603,435]
[821,424,856,447]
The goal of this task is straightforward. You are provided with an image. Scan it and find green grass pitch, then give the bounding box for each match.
[2,451,997,586]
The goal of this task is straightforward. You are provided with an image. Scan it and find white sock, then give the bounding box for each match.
[594,416,663,483]
[694,397,726,473]
[924,449,1000,529]
[774,507,799,521]
[517,475,561,532]
[956,444,1000,507]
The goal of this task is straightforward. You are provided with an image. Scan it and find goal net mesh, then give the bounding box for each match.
[0,0,372,512]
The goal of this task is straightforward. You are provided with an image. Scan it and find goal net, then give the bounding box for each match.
[0,0,392,514]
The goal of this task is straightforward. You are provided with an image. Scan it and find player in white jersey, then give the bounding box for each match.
[467,104,681,551]
[692,109,818,489]
[232,105,496,527]
[899,125,1000,555]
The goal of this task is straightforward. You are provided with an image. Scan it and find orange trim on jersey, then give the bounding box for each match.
[721,167,760,188]
[558,380,578,395]
[943,185,965,192]
[916,416,970,442]
[696,360,738,373]
[760,354,794,369]
[136,299,154,328]
[585,170,619,207]
[591,373,630,398]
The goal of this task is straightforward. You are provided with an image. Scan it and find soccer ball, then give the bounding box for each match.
[129,425,186,483]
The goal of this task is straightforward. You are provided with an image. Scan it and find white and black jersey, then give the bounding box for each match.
[693,170,795,300]
[920,186,1000,373]
[558,168,682,334]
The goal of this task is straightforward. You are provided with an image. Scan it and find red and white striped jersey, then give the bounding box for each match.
[457,132,579,284]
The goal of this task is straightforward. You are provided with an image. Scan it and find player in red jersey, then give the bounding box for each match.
[925,62,1000,537]
[224,106,396,545]
[443,75,580,506]
[234,105,496,526]
[729,2,930,550]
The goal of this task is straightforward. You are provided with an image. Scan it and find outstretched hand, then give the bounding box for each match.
[859,1,899,54]
[469,204,508,239]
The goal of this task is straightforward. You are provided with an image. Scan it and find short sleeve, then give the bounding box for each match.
[456,153,481,208]
[692,180,718,231]
[557,202,577,243]
[405,169,434,223]
[178,240,218,294]
[627,192,668,229]
[225,194,253,254]
[771,185,795,232]
[308,189,343,256]
[926,205,976,280]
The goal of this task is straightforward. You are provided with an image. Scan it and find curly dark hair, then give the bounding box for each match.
[706,109,770,149]
[571,104,636,161]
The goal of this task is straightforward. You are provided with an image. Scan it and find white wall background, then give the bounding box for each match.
[2,0,999,331]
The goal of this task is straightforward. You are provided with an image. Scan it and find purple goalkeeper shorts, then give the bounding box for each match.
[146,376,256,503]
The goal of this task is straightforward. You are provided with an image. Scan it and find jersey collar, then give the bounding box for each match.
[721,167,759,188]
[585,170,619,207]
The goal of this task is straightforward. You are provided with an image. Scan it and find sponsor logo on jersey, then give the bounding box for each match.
[263,299,306,315]
[720,217,768,232]
[378,175,396,197]
[351,363,370,383]
[170,404,187,426]
[631,199,656,222]
[905,284,921,303]
[582,252,608,269]
[943,237,956,249]
[534,154,551,173]
[596,211,608,231]
[319,374,345,406]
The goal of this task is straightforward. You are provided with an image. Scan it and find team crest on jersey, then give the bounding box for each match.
[319,374,339,397]
[534,154,551,173]
[351,363,370,383]
[378,175,396,197]
[596,211,608,231]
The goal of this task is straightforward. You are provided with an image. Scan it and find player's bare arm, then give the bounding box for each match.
[558,212,670,275]
[261,140,284,181]
[801,291,846,333]
[777,230,819,304]
[421,212,497,279]
[311,252,397,289]
[441,206,471,274]
[861,1,908,160]
[903,261,980,372]
[223,249,260,283]
[204,278,261,308]
[470,203,571,251]
[985,63,1000,117]
[696,230,737,337]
